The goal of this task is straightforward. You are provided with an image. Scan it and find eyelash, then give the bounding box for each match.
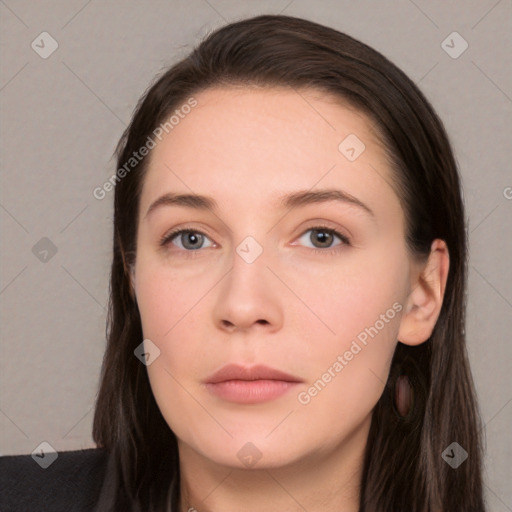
[159,225,351,258]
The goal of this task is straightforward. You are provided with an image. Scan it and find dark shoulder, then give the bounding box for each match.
[0,447,108,512]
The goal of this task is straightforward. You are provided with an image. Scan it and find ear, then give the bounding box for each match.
[398,239,450,345]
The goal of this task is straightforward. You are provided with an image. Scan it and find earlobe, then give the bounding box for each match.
[398,239,450,345]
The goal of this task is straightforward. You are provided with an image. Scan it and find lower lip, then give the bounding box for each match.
[205,380,299,404]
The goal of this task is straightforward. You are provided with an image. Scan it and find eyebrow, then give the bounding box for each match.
[144,188,374,219]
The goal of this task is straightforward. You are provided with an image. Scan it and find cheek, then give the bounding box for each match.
[134,253,209,341]
[285,247,407,352]
[134,257,216,389]
[135,263,212,435]
[286,249,407,420]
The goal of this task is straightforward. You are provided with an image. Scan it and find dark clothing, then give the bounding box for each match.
[0,448,108,512]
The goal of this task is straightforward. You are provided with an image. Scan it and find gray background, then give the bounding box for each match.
[0,0,510,509]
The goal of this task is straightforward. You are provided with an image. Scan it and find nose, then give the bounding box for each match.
[212,242,284,334]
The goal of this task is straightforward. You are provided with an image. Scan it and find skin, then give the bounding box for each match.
[132,86,449,512]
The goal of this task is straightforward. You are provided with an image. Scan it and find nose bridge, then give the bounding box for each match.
[212,232,283,331]
[226,233,269,297]
[235,234,265,266]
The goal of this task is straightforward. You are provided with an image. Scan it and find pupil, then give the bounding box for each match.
[184,232,202,249]
[313,230,332,248]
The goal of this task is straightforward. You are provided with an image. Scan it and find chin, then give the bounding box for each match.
[178,426,319,471]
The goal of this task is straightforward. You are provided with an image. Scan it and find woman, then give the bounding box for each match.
[0,14,486,512]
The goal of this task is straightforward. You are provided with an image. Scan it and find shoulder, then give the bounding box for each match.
[0,447,108,512]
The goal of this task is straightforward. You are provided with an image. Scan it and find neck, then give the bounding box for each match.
[177,418,369,512]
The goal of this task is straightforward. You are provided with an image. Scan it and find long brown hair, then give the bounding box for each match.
[93,14,486,511]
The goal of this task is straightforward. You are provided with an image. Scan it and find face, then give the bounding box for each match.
[133,86,415,470]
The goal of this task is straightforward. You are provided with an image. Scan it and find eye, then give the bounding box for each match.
[160,225,350,255]
[160,229,214,251]
[296,226,350,252]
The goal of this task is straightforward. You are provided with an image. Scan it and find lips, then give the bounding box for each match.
[204,364,303,404]
[206,364,302,384]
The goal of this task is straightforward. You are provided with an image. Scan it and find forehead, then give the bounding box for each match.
[139,85,400,221]
[162,85,385,158]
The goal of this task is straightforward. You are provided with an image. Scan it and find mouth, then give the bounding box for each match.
[204,364,303,404]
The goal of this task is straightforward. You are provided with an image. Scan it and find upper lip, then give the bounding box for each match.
[205,364,303,384]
